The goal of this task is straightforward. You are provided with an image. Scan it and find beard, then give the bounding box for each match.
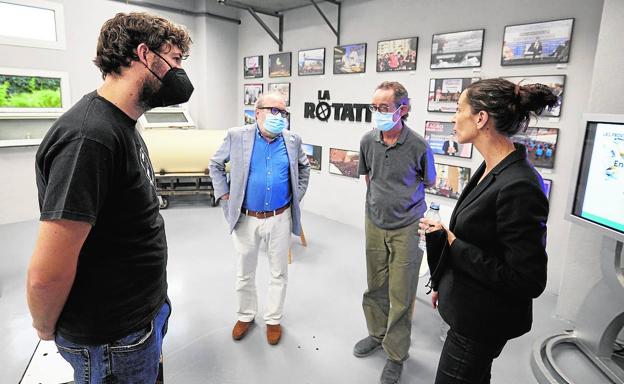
[137,71,162,112]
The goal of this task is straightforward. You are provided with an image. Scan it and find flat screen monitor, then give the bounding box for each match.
[568,114,624,242]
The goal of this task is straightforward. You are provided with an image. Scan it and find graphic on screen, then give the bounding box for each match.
[578,122,624,233]
[424,121,473,158]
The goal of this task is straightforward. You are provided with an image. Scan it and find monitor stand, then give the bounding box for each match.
[532,240,624,383]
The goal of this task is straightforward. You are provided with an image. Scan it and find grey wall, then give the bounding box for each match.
[0,0,239,224]
[236,0,604,293]
[556,0,624,322]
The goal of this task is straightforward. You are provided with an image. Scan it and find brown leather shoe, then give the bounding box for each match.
[232,320,254,340]
[266,324,282,345]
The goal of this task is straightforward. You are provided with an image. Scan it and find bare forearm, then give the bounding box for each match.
[27,269,75,334]
[26,219,90,338]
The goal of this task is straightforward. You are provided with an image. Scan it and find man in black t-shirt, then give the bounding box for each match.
[27,12,193,383]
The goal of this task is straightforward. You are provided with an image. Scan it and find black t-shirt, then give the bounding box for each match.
[35,91,168,345]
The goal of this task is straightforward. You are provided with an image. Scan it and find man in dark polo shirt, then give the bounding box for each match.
[26,13,193,383]
[354,81,436,384]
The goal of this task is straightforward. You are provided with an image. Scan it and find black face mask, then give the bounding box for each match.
[143,50,194,108]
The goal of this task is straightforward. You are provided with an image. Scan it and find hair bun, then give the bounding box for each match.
[517,84,559,116]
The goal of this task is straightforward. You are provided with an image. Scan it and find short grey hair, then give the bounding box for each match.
[255,91,286,108]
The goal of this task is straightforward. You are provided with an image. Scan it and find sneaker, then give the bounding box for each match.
[353,335,382,357]
[380,359,403,384]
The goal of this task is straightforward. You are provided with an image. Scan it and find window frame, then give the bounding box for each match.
[0,0,66,50]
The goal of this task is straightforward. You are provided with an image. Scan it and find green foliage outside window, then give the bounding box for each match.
[0,75,62,108]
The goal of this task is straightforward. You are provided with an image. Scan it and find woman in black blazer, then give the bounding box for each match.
[419,78,558,384]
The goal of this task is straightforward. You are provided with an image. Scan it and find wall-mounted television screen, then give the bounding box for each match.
[569,114,624,241]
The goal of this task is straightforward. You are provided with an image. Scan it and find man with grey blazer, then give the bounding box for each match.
[209,92,310,346]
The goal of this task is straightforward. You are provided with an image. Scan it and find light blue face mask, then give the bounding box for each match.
[263,113,288,135]
[373,109,401,132]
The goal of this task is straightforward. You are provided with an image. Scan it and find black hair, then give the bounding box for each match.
[464,78,559,136]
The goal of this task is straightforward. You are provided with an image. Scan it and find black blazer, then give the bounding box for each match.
[434,144,548,343]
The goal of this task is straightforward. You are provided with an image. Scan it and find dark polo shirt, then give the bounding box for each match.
[358,124,436,229]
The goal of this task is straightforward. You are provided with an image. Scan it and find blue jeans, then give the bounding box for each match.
[55,302,170,384]
[434,328,506,384]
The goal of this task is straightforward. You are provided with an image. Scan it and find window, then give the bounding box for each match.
[0,67,70,114]
[0,0,66,50]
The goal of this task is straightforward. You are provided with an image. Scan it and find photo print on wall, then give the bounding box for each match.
[269,52,292,77]
[329,148,360,178]
[303,143,322,171]
[542,178,552,200]
[427,77,479,113]
[268,82,291,106]
[244,109,255,125]
[424,121,473,158]
[243,55,263,79]
[430,29,484,69]
[334,43,367,74]
[425,163,472,200]
[511,127,559,169]
[298,48,325,76]
[502,18,574,66]
[376,37,418,72]
[244,83,263,106]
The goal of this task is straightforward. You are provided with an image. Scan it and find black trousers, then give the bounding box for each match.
[434,328,507,384]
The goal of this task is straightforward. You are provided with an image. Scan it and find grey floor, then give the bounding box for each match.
[2,198,570,383]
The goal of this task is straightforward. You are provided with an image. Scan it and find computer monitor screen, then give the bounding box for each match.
[571,118,624,239]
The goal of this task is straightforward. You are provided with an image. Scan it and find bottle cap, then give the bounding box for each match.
[430,202,440,210]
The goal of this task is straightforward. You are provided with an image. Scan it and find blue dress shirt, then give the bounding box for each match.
[242,128,291,211]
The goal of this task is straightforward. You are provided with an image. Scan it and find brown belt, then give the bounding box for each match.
[242,203,290,219]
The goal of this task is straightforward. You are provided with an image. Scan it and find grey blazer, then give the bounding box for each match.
[209,124,310,235]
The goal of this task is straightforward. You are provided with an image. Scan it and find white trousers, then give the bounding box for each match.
[232,209,291,325]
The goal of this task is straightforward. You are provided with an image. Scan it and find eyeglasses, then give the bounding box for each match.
[369,104,399,113]
[258,107,290,119]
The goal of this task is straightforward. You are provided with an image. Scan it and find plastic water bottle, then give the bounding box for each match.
[418,202,441,251]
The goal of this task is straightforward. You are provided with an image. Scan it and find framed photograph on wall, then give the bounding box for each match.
[334,43,367,74]
[243,83,263,106]
[425,163,471,200]
[268,82,291,106]
[376,37,418,72]
[269,52,291,77]
[504,75,565,117]
[542,178,552,200]
[243,55,263,79]
[329,147,359,178]
[511,127,559,169]
[244,109,255,125]
[0,67,70,114]
[303,143,322,171]
[298,48,325,76]
[501,18,574,66]
[427,77,479,113]
[430,29,484,69]
[424,121,473,158]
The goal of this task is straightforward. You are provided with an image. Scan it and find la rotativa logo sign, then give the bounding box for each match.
[303,90,372,123]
